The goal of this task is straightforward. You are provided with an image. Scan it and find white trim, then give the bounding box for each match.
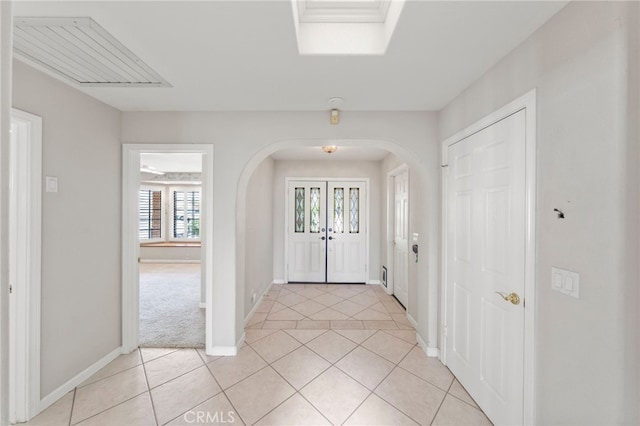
[209,346,238,356]
[283,177,370,284]
[122,144,214,355]
[415,332,439,357]
[367,280,382,285]
[38,347,122,413]
[385,164,409,300]
[9,109,42,423]
[272,279,286,285]
[440,89,537,425]
[406,312,418,329]
[244,282,274,326]
[199,303,206,309]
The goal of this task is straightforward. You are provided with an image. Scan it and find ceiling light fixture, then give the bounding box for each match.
[140,165,165,175]
[330,108,340,125]
[322,145,338,154]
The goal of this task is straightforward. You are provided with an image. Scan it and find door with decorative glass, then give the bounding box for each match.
[287,180,367,283]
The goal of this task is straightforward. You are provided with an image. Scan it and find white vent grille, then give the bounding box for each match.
[13,17,171,87]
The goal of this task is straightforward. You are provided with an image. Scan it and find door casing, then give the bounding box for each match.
[440,89,537,424]
[122,144,214,353]
[386,164,409,305]
[9,109,42,422]
[284,177,370,283]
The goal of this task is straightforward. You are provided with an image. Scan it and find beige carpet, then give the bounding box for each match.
[139,263,205,348]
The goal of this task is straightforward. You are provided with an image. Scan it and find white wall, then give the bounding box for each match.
[244,157,274,317]
[272,159,382,284]
[121,111,440,353]
[139,246,200,262]
[0,3,12,423]
[12,61,122,397]
[438,2,639,423]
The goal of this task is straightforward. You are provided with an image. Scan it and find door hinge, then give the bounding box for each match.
[9,285,12,294]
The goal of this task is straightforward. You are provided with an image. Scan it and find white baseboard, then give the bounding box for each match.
[272,279,286,284]
[367,280,382,285]
[139,259,200,264]
[406,312,418,328]
[236,332,246,350]
[199,303,206,309]
[207,331,244,357]
[244,282,274,326]
[208,346,238,356]
[416,332,439,358]
[38,346,123,415]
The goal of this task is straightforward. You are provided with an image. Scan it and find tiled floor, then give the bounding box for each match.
[24,283,491,425]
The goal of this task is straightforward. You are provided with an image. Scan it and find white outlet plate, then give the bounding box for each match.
[551,267,579,298]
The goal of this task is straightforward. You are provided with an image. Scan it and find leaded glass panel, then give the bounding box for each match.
[295,187,305,233]
[349,188,359,233]
[334,187,344,233]
[310,187,321,233]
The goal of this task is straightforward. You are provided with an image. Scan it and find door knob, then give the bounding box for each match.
[320,236,326,240]
[328,236,334,240]
[495,291,520,305]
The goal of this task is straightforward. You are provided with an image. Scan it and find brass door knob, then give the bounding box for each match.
[496,291,520,305]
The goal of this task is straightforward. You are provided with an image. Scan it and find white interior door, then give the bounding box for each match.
[445,110,526,425]
[392,170,409,307]
[288,181,327,282]
[327,181,367,283]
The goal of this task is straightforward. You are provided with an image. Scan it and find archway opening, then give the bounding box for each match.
[235,138,436,348]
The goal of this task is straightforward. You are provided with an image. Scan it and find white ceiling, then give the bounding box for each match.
[13,1,567,112]
[141,153,202,173]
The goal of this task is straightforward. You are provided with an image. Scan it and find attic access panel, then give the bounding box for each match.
[13,17,171,87]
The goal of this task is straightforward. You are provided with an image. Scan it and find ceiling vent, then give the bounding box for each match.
[13,17,171,87]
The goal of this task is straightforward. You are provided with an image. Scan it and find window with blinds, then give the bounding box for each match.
[172,189,201,239]
[139,189,162,240]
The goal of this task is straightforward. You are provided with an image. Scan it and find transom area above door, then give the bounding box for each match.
[287,179,367,283]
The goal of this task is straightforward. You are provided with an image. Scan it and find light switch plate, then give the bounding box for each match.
[551,267,579,298]
[45,176,58,193]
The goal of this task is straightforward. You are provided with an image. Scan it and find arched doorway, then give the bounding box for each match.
[235,138,439,354]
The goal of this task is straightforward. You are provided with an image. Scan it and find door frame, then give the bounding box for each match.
[284,177,370,283]
[440,89,536,424]
[121,144,214,353]
[9,108,42,422]
[385,164,409,299]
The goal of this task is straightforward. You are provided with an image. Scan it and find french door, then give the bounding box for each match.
[287,180,367,283]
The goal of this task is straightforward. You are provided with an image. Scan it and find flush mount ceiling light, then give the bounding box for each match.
[13,17,171,87]
[322,145,338,154]
[291,0,406,55]
[140,165,165,175]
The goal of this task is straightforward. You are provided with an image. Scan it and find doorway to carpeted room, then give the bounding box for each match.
[139,263,205,348]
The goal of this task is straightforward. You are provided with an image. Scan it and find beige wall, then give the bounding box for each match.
[438,2,639,423]
[121,111,441,352]
[244,157,275,317]
[12,60,122,397]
